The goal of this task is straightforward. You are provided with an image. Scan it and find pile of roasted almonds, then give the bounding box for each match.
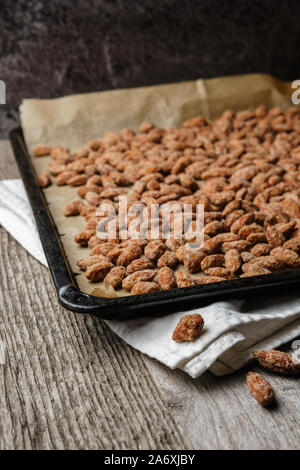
[35,105,300,295]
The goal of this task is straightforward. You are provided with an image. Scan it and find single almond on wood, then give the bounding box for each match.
[172,314,204,342]
[252,349,300,375]
[247,372,275,406]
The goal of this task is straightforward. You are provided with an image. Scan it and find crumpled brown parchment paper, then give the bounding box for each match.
[20,73,297,296]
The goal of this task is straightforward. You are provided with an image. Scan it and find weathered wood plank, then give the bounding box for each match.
[0,230,185,449]
[145,345,300,450]
[0,140,19,179]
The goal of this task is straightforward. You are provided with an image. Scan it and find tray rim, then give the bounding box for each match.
[9,127,300,319]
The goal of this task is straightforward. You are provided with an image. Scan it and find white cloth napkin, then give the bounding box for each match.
[1,179,300,378]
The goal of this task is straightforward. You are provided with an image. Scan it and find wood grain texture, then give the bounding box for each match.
[0,140,19,179]
[0,230,185,449]
[145,356,300,450]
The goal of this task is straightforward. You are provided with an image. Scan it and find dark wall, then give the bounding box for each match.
[1,0,300,136]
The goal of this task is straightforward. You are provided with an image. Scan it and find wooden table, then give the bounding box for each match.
[1,139,300,450]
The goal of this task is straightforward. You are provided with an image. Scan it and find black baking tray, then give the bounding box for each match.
[9,127,300,319]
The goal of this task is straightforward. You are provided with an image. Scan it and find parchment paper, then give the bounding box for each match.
[20,73,298,297]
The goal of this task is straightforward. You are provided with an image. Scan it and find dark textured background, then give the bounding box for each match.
[1,0,300,137]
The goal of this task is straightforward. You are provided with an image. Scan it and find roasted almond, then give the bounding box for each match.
[85,260,114,282]
[252,349,300,375]
[34,145,51,157]
[131,281,160,295]
[172,314,204,342]
[38,172,52,188]
[246,372,274,406]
